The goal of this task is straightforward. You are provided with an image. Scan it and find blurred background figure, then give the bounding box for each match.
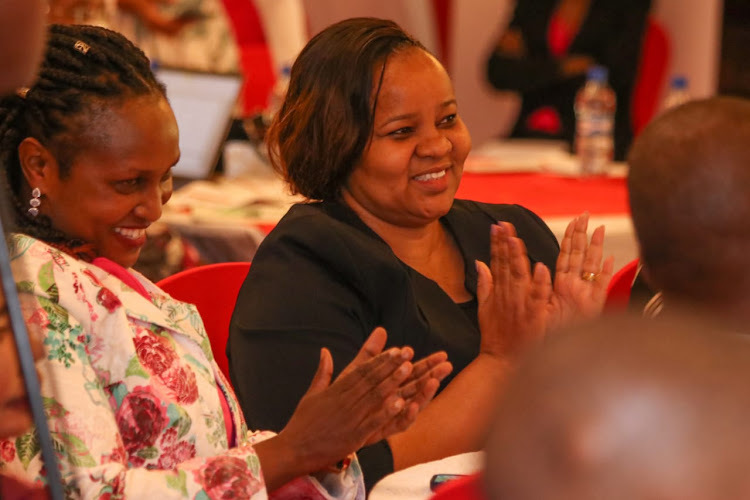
[48,0,239,73]
[485,0,651,160]
[484,313,750,500]
[113,0,239,73]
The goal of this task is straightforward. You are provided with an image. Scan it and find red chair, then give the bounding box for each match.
[157,262,251,383]
[430,473,487,500]
[604,258,640,311]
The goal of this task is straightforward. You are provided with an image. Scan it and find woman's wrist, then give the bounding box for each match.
[254,433,352,492]
[474,352,516,379]
[253,433,307,492]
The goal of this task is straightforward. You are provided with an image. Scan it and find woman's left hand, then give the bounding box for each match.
[254,327,452,491]
[337,333,453,446]
[546,213,614,331]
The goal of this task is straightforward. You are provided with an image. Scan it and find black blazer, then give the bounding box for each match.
[227,199,559,489]
[487,0,652,159]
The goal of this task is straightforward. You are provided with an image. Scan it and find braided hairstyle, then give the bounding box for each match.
[0,24,165,247]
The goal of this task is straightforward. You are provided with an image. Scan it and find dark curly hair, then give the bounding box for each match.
[0,23,165,247]
[266,17,427,201]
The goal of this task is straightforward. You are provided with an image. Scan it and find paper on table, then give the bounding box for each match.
[465,139,569,173]
[163,175,303,226]
[369,451,484,500]
[465,138,627,178]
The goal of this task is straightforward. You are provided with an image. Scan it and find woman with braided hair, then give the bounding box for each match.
[0,24,452,499]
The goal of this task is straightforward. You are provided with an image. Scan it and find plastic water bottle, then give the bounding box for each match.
[574,66,617,175]
[661,75,691,111]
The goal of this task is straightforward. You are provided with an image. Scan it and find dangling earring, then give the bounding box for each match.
[28,187,41,217]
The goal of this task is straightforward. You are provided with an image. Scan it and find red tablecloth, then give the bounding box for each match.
[456,172,630,217]
[253,172,629,235]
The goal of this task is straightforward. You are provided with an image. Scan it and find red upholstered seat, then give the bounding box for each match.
[157,262,251,383]
[604,258,640,311]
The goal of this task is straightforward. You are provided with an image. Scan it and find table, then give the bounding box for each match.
[456,172,636,272]
[369,451,484,500]
[159,140,638,272]
[459,139,637,273]
[160,173,300,262]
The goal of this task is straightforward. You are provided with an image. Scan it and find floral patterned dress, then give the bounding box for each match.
[0,234,365,499]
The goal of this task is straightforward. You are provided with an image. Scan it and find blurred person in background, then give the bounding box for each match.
[484,313,750,499]
[48,0,239,73]
[486,0,651,160]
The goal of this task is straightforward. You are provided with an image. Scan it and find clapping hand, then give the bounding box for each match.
[546,213,614,331]
[256,327,451,490]
[336,328,452,445]
[476,222,551,359]
[476,213,614,361]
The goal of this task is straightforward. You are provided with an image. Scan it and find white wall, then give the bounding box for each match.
[651,0,723,99]
[303,0,439,55]
[449,0,517,145]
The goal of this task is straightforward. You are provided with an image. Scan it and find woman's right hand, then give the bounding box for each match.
[476,222,551,361]
[253,327,451,491]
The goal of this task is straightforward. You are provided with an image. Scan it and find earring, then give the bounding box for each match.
[28,187,41,217]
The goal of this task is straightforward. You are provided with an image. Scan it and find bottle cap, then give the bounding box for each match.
[587,65,608,83]
[670,75,688,89]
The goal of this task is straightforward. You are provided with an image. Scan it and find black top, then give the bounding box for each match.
[227,199,559,490]
[486,0,652,160]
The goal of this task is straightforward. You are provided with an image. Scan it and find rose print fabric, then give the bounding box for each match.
[0,234,365,499]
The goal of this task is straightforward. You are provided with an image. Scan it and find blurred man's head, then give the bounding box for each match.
[0,0,47,93]
[484,313,750,500]
[628,97,750,317]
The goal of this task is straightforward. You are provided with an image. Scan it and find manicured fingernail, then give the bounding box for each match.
[397,363,410,376]
[388,348,400,358]
[392,398,404,411]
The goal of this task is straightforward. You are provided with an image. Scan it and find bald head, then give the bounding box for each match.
[484,314,750,500]
[628,97,750,308]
